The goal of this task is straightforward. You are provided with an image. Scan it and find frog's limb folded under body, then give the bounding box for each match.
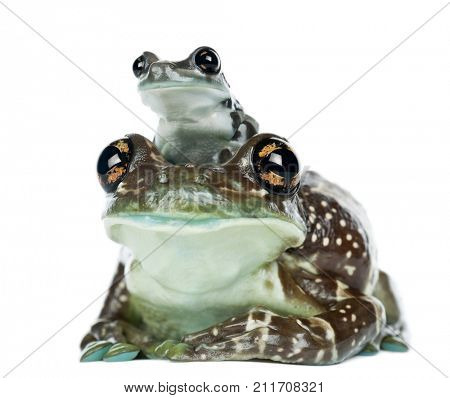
[148,296,383,364]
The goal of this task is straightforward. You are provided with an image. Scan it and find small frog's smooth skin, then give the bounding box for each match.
[132,47,258,165]
[81,132,407,364]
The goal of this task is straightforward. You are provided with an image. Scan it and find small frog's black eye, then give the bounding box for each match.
[251,138,301,195]
[194,47,221,74]
[133,55,149,78]
[97,138,132,193]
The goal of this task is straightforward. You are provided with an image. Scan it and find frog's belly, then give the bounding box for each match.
[125,261,324,340]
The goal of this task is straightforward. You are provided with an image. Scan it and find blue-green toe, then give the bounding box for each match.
[80,341,113,362]
[103,343,140,362]
[358,343,379,356]
[381,336,408,352]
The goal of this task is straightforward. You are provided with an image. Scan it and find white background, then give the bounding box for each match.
[1,0,449,396]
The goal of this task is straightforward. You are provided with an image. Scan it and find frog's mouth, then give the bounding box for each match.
[104,215,305,294]
[138,82,229,119]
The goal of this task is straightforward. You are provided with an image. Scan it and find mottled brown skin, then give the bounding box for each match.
[81,133,406,364]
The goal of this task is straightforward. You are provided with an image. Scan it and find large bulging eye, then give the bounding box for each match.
[133,55,147,78]
[251,138,301,195]
[194,47,221,74]
[97,138,132,193]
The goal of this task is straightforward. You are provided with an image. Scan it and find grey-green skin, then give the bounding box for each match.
[134,47,258,165]
[81,133,407,364]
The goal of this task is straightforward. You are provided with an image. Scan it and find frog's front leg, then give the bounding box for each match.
[156,296,384,365]
[80,261,151,362]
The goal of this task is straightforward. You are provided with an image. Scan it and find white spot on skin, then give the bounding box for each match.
[362,321,366,326]
[316,223,322,230]
[354,328,359,333]
[212,328,218,336]
[309,206,315,212]
[345,304,351,309]
[336,237,342,246]
[323,237,329,247]
[344,265,356,275]
[352,242,359,249]
[119,294,128,303]
[321,200,328,207]
[340,219,346,227]
[346,234,352,241]
[351,314,357,322]
[309,214,316,223]
[339,309,346,314]
[346,250,352,259]
[277,347,284,352]
[325,212,333,220]
[363,252,367,258]
[342,317,348,322]
[315,349,325,363]
[311,233,317,242]
[315,278,322,283]
[331,208,337,213]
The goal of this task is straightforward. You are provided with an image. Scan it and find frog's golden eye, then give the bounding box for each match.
[251,137,301,195]
[194,47,221,74]
[97,138,133,193]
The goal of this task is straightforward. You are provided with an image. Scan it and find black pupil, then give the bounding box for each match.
[133,55,147,78]
[97,146,123,175]
[195,48,220,74]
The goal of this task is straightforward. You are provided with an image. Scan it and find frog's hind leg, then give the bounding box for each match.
[80,261,149,362]
[147,296,385,365]
[372,270,408,353]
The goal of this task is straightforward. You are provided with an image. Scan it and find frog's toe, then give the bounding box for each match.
[103,343,140,362]
[380,335,408,352]
[358,342,380,356]
[80,341,113,362]
[144,340,194,361]
[166,343,195,361]
[144,340,178,359]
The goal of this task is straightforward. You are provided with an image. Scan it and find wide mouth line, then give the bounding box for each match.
[138,81,227,92]
[103,213,305,232]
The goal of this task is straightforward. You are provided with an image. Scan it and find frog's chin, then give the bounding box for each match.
[104,215,305,294]
[138,84,229,120]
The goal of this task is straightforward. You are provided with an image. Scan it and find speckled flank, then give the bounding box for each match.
[295,171,377,294]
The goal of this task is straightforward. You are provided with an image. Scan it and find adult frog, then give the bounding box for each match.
[80,133,407,363]
[132,46,258,165]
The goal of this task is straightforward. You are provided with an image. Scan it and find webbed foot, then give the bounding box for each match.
[80,341,140,362]
[80,341,113,362]
[380,335,408,352]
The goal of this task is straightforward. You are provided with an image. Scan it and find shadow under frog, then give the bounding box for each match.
[80,133,407,364]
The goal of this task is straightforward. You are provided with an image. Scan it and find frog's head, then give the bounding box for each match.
[133,47,233,120]
[96,134,306,293]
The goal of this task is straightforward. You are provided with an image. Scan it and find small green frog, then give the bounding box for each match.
[80,133,407,364]
[132,47,258,164]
